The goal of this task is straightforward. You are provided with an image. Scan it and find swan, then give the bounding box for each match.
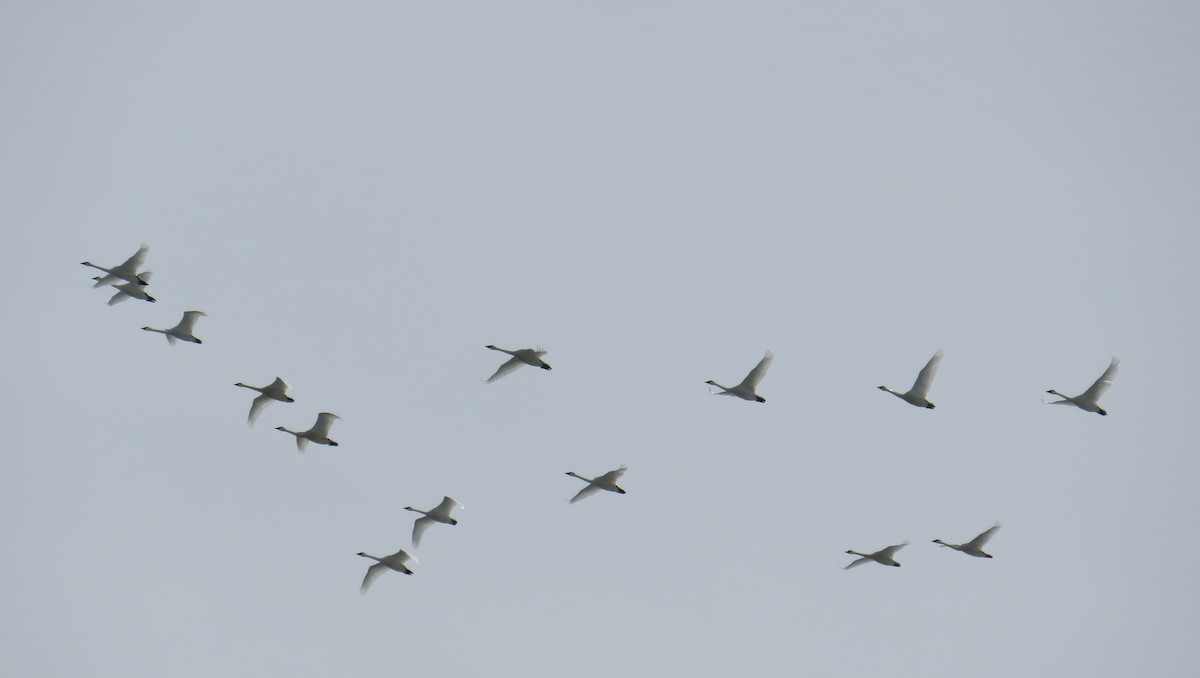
[933,522,1001,558]
[357,549,416,593]
[1044,357,1119,416]
[276,412,340,453]
[484,345,551,383]
[234,377,294,427]
[141,310,206,345]
[878,349,943,409]
[706,351,773,402]
[844,540,908,569]
[82,243,150,287]
[95,272,156,305]
[404,496,462,547]
[565,465,628,503]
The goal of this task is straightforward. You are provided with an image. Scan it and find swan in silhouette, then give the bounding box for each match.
[234,377,294,427]
[878,349,943,409]
[933,522,1001,558]
[142,310,206,345]
[276,412,340,453]
[565,465,628,503]
[484,345,551,383]
[357,549,416,593]
[706,351,773,402]
[844,540,908,569]
[405,496,462,547]
[94,272,155,305]
[82,243,150,287]
[1044,357,1119,416]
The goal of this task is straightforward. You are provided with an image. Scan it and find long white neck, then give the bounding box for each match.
[847,550,869,557]
[566,472,593,483]
[142,327,166,334]
[235,383,265,394]
[357,552,381,563]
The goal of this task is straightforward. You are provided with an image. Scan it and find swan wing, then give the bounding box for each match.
[247,394,273,427]
[412,516,433,547]
[595,465,628,484]
[878,541,909,557]
[486,356,525,383]
[312,412,340,437]
[1081,357,1119,402]
[360,562,389,594]
[909,349,944,397]
[432,496,461,518]
[119,244,150,273]
[267,377,291,397]
[106,288,130,305]
[738,351,774,390]
[965,522,1002,549]
[844,556,872,570]
[175,310,206,334]
[569,483,602,504]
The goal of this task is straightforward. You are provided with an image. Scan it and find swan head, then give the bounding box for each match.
[485,344,498,349]
[755,396,766,403]
[1045,389,1059,395]
[404,506,417,512]
[932,539,943,544]
[275,426,287,432]
[141,326,152,330]
[705,380,717,385]
[877,385,888,391]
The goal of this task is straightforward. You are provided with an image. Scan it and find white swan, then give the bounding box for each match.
[142,310,206,345]
[844,540,908,569]
[404,496,462,547]
[878,349,943,409]
[357,549,416,593]
[484,345,551,383]
[234,377,294,427]
[565,465,628,503]
[1044,357,1119,416]
[95,272,156,305]
[276,412,340,453]
[706,351,773,402]
[82,243,150,288]
[933,522,1001,558]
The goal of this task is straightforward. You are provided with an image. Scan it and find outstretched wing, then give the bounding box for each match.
[596,465,628,484]
[295,436,309,454]
[360,562,388,594]
[267,377,291,396]
[965,523,1002,550]
[844,556,872,570]
[119,244,150,273]
[738,351,774,390]
[176,310,207,334]
[106,288,130,306]
[432,496,461,518]
[486,356,524,383]
[1081,357,1119,402]
[312,412,340,437]
[879,541,909,557]
[910,349,944,397]
[412,516,433,547]
[569,484,602,504]
[247,394,273,427]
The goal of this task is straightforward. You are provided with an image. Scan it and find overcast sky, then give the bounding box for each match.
[3,2,1199,676]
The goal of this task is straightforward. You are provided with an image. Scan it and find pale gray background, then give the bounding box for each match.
[2,2,1198,676]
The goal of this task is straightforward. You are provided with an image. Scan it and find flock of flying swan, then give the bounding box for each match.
[84,243,1122,588]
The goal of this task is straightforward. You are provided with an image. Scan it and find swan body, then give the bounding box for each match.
[276,412,340,453]
[933,522,1001,558]
[484,345,551,382]
[1044,357,1119,416]
[141,310,206,345]
[404,496,462,547]
[357,549,416,593]
[82,243,150,287]
[235,377,294,427]
[96,271,155,305]
[878,349,943,409]
[565,465,628,503]
[845,540,909,569]
[706,350,773,402]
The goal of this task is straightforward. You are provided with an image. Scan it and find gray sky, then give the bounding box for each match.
[3,2,1199,676]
